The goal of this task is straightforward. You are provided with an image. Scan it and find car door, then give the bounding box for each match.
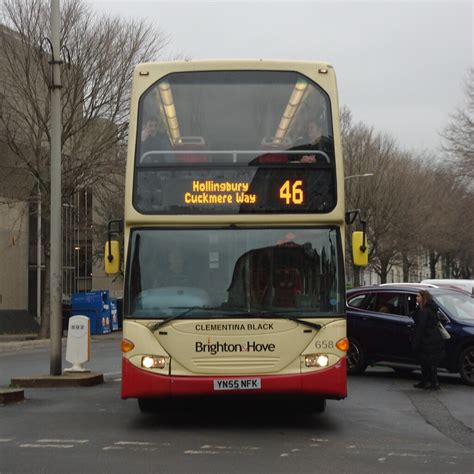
[346,292,378,357]
[366,291,414,362]
[381,291,417,363]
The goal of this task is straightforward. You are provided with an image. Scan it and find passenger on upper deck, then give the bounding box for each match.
[250,118,334,165]
[139,118,168,162]
[289,119,334,164]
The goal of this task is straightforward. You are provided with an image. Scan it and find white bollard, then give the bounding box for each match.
[64,315,91,373]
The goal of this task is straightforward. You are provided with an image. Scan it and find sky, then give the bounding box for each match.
[89,0,473,154]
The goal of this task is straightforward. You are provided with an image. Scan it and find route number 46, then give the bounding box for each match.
[279,180,304,205]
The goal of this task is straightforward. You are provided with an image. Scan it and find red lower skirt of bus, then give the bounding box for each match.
[121,357,347,400]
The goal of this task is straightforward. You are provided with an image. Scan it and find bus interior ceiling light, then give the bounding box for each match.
[141,355,166,369]
[273,79,308,144]
[157,81,181,143]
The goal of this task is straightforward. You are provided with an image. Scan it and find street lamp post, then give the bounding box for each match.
[50,0,63,375]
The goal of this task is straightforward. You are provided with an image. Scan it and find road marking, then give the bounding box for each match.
[20,444,74,449]
[37,439,88,444]
[387,452,427,458]
[199,444,260,452]
[0,438,14,442]
[115,441,155,446]
[184,450,219,455]
[201,444,230,450]
[103,441,158,452]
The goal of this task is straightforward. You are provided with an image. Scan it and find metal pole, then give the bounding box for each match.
[50,0,62,375]
[85,190,88,288]
[37,182,41,323]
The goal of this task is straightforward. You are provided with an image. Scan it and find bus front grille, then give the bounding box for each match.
[193,357,279,370]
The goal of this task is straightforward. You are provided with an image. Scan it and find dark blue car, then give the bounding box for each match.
[346,284,474,385]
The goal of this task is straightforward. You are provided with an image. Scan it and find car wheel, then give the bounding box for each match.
[459,346,474,386]
[347,338,367,375]
[138,398,155,412]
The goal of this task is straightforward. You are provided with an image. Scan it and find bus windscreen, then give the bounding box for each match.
[125,227,344,318]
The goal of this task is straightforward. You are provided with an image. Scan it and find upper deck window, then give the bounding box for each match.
[134,70,336,214]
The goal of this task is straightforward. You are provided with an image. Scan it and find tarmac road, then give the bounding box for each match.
[0,332,473,473]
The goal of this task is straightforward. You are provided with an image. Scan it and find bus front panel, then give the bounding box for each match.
[121,227,347,400]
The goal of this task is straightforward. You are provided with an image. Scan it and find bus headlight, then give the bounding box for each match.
[305,354,329,368]
[141,355,166,369]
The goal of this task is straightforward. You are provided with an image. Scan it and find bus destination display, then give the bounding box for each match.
[134,168,336,214]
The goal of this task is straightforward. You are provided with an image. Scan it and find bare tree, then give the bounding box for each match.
[0,0,168,337]
[442,68,474,181]
[439,68,474,277]
[343,101,474,285]
[343,108,417,283]
[420,166,474,279]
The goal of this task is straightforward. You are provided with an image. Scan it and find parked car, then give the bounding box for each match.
[379,282,437,288]
[346,285,474,385]
[421,279,474,295]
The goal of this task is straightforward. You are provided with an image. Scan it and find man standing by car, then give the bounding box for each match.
[412,290,446,390]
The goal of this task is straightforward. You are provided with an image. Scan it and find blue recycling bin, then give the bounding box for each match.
[110,298,119,332]
[116,297,123,330]
[71,290,111,335]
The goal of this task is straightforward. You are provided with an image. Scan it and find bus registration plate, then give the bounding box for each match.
[213,378,261,391]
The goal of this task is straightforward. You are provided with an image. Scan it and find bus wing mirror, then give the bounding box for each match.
[105,240,121,275]
[352,231,368,267]
[104,219,123,275]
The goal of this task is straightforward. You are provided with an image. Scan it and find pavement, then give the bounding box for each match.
[0,330,122,352]
[0,333,61,353]
[0,331,122,404]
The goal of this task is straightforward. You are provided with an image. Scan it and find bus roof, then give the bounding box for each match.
[136,59,334,69]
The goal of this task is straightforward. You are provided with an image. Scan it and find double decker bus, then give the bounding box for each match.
[106,60,368,413]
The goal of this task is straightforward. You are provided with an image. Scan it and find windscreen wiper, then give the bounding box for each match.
[149,305,249,332]
[257,311,323,331]
[150,307,323,332]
